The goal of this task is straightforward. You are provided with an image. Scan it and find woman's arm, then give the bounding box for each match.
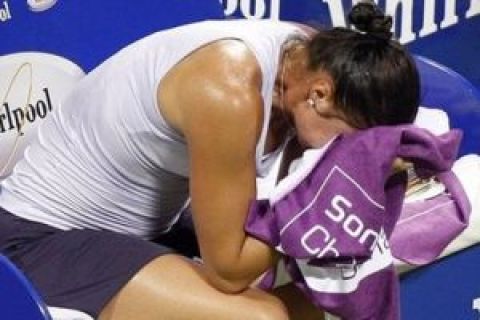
[159,39,279,293]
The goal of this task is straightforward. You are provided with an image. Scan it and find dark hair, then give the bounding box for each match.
[307,0,420,128]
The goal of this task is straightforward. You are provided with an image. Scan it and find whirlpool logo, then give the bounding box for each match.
[1,63,53,136]
[0,52,84,177]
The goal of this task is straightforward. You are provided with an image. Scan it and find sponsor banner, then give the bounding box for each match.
[221,0,480,89]
[1,1,225,72]
[222,0,480,44]
[0,52,84,178]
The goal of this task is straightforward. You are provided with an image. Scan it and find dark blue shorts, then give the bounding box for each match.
[0,207,198,318]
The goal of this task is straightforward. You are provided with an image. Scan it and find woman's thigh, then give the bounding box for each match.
[0,209,170,318]
[99,254,290,320]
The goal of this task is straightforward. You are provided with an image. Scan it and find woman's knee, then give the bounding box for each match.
[254,303,290,320]
[245,290,290,320]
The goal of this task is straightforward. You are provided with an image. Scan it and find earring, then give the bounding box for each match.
[307,98,315,107]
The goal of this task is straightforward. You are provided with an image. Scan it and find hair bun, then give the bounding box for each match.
[348,0,393,40]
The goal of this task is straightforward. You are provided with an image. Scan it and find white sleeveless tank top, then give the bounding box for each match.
[0,19,304,239]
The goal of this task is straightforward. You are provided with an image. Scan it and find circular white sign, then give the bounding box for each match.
[0,52,84,179]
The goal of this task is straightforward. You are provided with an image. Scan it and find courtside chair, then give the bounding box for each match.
[400,56,480,319]
[413,55,480,156]
[0,253,52,320]
[0,253,94,320]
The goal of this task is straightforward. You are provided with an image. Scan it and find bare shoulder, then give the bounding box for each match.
[162,38,263,102]
[192,39,262,83]
[158,39,264,139]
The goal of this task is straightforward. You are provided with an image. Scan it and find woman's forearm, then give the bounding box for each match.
[201,235,279,293]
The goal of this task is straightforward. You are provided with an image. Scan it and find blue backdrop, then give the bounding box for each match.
[1,1,480,319]
[0,0,225,71]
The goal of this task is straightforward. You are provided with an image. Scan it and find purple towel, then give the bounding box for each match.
[390,171,470,265]
[246,125,468,319]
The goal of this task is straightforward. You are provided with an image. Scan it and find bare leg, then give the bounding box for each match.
[99,254,289,320]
